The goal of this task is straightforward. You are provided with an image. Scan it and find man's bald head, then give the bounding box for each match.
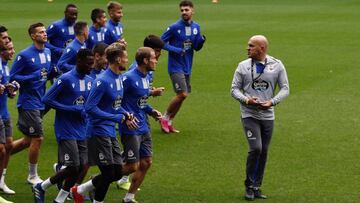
[247,35,268,61]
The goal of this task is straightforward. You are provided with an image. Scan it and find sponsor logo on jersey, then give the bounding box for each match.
[252,79,269,92]
[137,96,148,109]
[112,95,123,110]
[74,95,85,105]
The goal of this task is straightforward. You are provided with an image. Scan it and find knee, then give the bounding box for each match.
[5,142,13,153]
[124,163,139,174]
[250,147,262,156]
[31,137,43,147]
[140,158,152,171]
[177,92,188,100]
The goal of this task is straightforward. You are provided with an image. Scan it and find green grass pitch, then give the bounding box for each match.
[1,0,360,202]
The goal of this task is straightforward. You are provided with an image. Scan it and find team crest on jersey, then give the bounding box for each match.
[87,81,91,90]
[112,95,123,110]
[193,28,198,35]
[252,79,269,92]
[74,96,85,105]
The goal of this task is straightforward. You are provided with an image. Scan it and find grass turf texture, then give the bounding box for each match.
[1,0,360,202]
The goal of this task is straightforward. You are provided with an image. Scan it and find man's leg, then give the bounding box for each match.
[161,73,190,133]
[128,157,151,194]
[251,120,274,199]
[242,117,262,201]
[0,137,15,194]
[10,137,30,155]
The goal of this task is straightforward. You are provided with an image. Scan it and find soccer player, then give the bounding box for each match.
[159,0,206,133]
[32,49,94,203]
[86,8,107,50]
[9,22,52,185]
[57,21,88,73]
[116,35,165,191]
[71,43,137,203]
[89,42,108,79]
[0,26,9,49]
[104,1,126,46]
[231,35,290,201]
[46,4,78,75]
[120,47,162,203]
[0,38,19,195]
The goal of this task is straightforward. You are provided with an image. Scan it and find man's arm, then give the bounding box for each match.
[42,78,83,113]
[10,55,41,83]
[57,48,76,73]
[161,26,184,54]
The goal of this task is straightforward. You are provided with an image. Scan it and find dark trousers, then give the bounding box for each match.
[242,117,274,188]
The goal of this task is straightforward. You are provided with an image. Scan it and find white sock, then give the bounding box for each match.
[93,200,104,203]
[41,178,52,190]
[119,176,129,183]
[29,163,38,177]
[124,193,135,201]
[78,180,95,195]
[54,189,69,203]
[163,113,170,120]
[0,168,6,185]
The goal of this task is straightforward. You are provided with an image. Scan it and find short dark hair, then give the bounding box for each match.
[65,4,77,12]
[143,35,164,49]
[74,21,87,35]
[179,0,193,8]
[107,1,122,11]
[92,42,108,55]
[0,25,7,34]
[91,8,105,23]
[135,47,153,66]
[28,22,44,36]
[105,43,126,64]
[77,48,94,61]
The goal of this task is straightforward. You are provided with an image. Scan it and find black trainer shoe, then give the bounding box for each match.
[244,187,255,201]
[253,188,267,199]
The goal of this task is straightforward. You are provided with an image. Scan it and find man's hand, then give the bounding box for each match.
[6,81,20,95]
[258,100,273,110]
[150,87,165,97]
[0,84,5,95]
[149,109,162,121]
[117,38,127,47]
[247,96,260,106]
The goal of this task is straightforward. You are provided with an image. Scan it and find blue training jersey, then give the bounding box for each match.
[104,19,123,45]
[85,68,127,138]
[42,69,92,141]
[0,59,10,120]
[128,61,153,86]
[10,45,52,110]
[57,38,86,73]
[119,68,153,136]
[46,18,75,67]
[88,68,104,80]
[161,19,205,75]
[86,25,105,50]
